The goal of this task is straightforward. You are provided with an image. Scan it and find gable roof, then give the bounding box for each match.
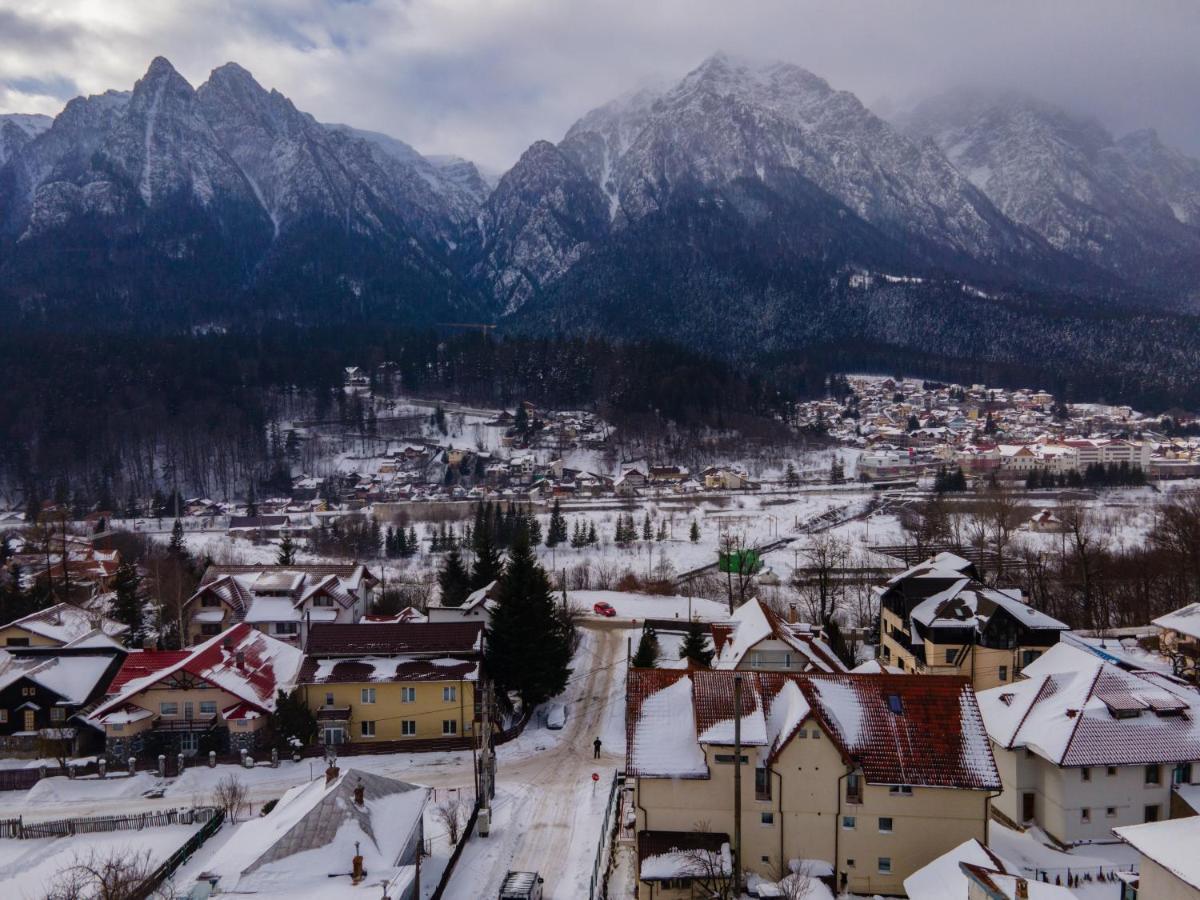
[1,603,128,645]
[1153,602,1200,641]
[90,624,304,723]
[626,669,1000,790]
[1114,817,1200,890]
[977,642,1200,767]
[712,598,846,673]
[0,652,120,706]
[304,622,483,657]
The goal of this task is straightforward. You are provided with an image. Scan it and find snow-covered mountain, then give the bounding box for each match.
[0,113,52,166]
[901,88,1200,293]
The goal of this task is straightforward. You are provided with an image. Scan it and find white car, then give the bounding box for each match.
[545,703,567,730]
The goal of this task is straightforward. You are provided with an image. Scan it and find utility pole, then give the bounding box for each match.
[733,674,743,890]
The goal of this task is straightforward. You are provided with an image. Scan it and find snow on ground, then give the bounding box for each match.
[0,823,201,900]
[990,822,1140,892]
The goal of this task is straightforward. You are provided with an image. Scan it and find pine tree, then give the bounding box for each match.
[430,526,442,553]
[267,688,318,752]
[642,514,652,541]
[587,521,597,545]
[484,529,572,706]
[471,514,503,588]
[830,457,845,485]
[546,500,567,548]
[277,534,297,565]
[784,462,799,488]
[395,527,409,558]
[168,519,187,560]
[525,515,542,547]
[246,483,258,518]
[632,627,659,668]
[679,619,714,667]
[689,520,701,543]
[407,526,419,556]
[570,519,585,549]
[656,520,667,541]
[438,547,472,608]
[112,560,142,647]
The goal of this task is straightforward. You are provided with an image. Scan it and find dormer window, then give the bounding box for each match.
[887,695,904,715]
[313,595,333,607]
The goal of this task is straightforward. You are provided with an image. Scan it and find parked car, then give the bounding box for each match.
[499,871,544,899]
[545,703,567,730]
[593,601,616,617]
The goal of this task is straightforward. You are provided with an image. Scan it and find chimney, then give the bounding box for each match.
[353,780,365,807]
[1015,877,1029,899]
[787,603,799,625]
[325,764,340,786]
[235,650,245,671]
[351,841,364,885]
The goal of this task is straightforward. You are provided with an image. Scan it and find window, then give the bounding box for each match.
[878,817,893,833]
[1145,764,1161,786]
[846,859,856,869]
[1144,805,1160,823]
[401,687,416,703]
[0,710,7,724]
[201,624,221,636]
[200,595,220,607]
[160,702,178,716]
[944,649,956,664]
[5,637,30,647]
[50,707,65,722]
[401,720,417,736]
[889,785,913,796]
[846,774,863,804]
[1081,768,1091,782]
[1022,649,1041,666]
[360,720,376,737]
[999,665,1009,682]
[755,767,771,800]
[361,688,376,704]
[313,595,333,607]
[783,653,792,669]
[887,694,904,715]
[878,858,892,874]
[797,728,808,739]
[1106,807,1117,818]
[323,726,346,745]
[199,701,217,715]
[325,692,335,706]
[1107,767,1118,777]
[760,812,774,826]
[22,687,34,697]
[812,729,820,739]
[714,754,749,764]
[442,720,458,735]
[275,622,298,635]
[111,723,123,732]
[842,816,856,830]
[443,686,457,702]
[1173,764,1193,784]
[1081,808,1091,823]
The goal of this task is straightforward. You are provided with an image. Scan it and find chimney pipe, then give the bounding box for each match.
[352,841,364,885]
[235,650,245,671]
[353,780,365,807]
[325,764,340,786]
[787,602,798,624]
[1015,877,1029,899]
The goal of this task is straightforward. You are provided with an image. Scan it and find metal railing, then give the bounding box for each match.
[589,772,624,900]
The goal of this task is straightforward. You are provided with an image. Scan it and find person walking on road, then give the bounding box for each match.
[593,737,602,759]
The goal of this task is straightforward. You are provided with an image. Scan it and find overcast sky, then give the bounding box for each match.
[2,0,1198,171]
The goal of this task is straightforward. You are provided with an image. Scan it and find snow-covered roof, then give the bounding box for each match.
[712,598,846,673]
[243,596,302,624]
[89,624,304,725]
[203,767,428,896]
[1114,817,1200,890]
[637,831,730,882]
[1153,602,1200,641]
[1,603,128,645]
[905,838,1076,899]
[627,669,1000,789]
[299,655,479,684]
[978,642,1200,767]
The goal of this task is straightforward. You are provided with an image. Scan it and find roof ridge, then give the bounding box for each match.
[1056,665,1105,765]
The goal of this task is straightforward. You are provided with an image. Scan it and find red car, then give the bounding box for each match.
[593,601,616,617]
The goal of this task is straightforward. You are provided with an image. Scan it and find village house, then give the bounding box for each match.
[299,621,482,746]
[710,597,846,673]
[199,766,428,899]
[182,563,378,646]
[877,553,1068,690]
[426,581,497,628]
[903,839,1076,900]
[1153,602,1200,660]
[86,623,304,759]
[1114,816,1200,900]
[976,643,1200,845]
[0,602,128,649]
[626,669,1000,897]
[0,645,126,756]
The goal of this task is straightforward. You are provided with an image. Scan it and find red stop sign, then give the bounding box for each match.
[592,772,599,782]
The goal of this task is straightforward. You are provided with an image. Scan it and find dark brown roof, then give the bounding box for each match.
[304,622,483,657]
[199,563,379,588]
[637,830,728,877]
[298,656,478,684]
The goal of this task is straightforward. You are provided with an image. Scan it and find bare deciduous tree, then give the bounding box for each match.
[680,821,739,900]
[212,773,248,823]
[433,795,468,845]
[44,847,170,900]
[791,534,850,625]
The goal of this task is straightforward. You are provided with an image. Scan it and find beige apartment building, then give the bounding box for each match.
[626,669,1000,897]
[878,553,1067,691]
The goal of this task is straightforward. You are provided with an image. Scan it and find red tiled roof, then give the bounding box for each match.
[297,656,477,684]
[626,669,1000,791]
[304,622,483,657]
[104,651,190,694]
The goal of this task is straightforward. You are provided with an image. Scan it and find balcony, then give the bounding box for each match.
[316,706,351,722]
[152,714,218,733]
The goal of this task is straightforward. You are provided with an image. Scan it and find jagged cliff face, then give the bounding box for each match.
[902,88,1200,293]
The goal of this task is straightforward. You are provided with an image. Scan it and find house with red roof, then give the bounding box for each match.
[87,623,304,759]
[626,668,1000,897]
[977,642,1200,845]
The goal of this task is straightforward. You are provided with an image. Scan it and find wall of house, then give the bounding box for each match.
[738,638,812,672]
[635,719,990,896]
[303,679,476,742]
[0,625,59,647]
[1135,855,1200,900]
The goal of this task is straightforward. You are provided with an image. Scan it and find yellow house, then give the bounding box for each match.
[877,553,1067,691]
[0,603,128,649]
[299,622,483,746]
[626,669,1000,897]
[86,623,304,759]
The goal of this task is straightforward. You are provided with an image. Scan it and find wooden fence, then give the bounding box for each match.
[14,806,219,840]
[131,809,226,900]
